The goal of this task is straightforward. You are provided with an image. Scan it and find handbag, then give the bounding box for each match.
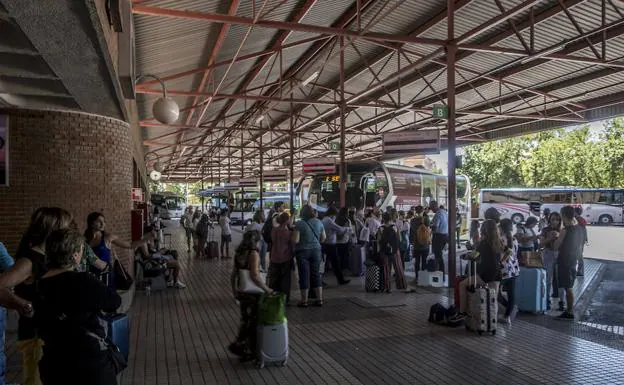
[257,293,286,325]
[520,250,544,268]
[114,260,133,290]
[238,269,267,294]
[86,330,127,374]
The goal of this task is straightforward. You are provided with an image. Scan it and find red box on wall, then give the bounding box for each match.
[131,209,144,241]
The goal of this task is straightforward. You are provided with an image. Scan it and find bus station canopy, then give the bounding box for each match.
[133,0,623,181]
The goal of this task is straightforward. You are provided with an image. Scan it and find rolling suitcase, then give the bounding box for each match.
[365,264,382,292]
[257,320,289,368]
[348,244,365,276]
[102,313,130,361]
[205,228,219,259]
[516,266,547,313]
[465,260,497,336]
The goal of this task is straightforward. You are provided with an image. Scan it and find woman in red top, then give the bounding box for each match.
[269,212,294,304]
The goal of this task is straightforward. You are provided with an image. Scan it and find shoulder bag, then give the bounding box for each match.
[238,251,267,293]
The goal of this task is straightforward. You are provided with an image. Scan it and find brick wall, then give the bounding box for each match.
[0,108,134,271]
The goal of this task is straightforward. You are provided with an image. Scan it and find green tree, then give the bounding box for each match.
[459,136,531,189]
[460,119,624,190]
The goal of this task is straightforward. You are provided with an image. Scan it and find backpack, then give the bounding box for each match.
[378,225,398,256]
[262,215,276,244]
[428,303,464,327]
[416,224,430,246]
[196,220,210,238]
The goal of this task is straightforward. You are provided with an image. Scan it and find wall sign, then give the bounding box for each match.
[0,115,8,186]
[131,187,143,202]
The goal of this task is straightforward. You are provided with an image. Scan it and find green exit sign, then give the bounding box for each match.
[329,142,340,152]
[432,105,448,119]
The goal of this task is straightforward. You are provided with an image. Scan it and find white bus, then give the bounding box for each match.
[479,188,624,224]
[151,192,186,220]
[297,161,471,232]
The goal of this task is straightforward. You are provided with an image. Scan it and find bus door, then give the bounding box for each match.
[362,174,376,208]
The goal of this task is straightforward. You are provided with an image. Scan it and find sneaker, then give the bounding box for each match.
[228,342,245,357]
[557,311,574,320]
[510,306,518,321]
[175,281,187,289]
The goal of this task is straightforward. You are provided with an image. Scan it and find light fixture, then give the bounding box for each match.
[136,74,180,124]
[302,71,319,86]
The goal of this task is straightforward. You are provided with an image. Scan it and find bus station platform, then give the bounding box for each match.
[6,221,622,385]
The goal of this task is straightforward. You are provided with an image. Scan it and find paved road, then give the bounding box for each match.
[584,226,624,262]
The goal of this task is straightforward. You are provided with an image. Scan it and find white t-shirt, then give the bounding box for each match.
[219,216,232,236]
[396,219,410,234]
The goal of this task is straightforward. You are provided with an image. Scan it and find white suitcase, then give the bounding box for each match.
[465,260,497,336]
[466,286,498,335]
[257,320,289,368]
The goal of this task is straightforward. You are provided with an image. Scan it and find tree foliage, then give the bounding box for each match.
[460,118,624,190]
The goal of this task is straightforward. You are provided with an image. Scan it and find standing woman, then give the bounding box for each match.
[293,205,327,307]
[84,212,151,289]
[540,212,562,310]
[321,207,351,286]
[245,210,266,270]
[335,208,352,278]
[35,229,122,385]
[499,219,519,324]
[0,207,73,385]
[228,231,273,362]
[269,212,295,304]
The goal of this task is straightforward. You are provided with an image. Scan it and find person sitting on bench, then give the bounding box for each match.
[137,226,186,289]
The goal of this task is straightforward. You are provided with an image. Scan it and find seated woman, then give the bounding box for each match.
[458,219,504,317]
[137,226,186,288]
[85,212,151,289]
[34,228,122,385]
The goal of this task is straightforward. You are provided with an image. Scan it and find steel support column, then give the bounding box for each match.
[201,157,205,211]
[339,36,347,208]
[241,129,245,229]
[447,0,458,288]
[259,123,264,211]
[289,96,295,214]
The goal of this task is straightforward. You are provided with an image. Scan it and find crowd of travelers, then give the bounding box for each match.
[0,200,590,379]
[0,205,192,385]
[459,205,588,324]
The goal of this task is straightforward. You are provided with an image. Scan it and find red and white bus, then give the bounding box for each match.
[479,187,624,224]
[297,161,471,230]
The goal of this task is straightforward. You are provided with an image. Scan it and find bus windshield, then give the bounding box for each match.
[165,196,185,210]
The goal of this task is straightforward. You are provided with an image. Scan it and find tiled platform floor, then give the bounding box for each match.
[5,222,624,385]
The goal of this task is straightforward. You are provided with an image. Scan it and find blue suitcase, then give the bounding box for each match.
[516,267,547,313]
[102,313,130,361]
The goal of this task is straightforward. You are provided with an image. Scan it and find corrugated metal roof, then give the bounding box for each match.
[132,0,624,177]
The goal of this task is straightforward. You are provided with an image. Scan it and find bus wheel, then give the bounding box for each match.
[598,214,613,225]
[511,213,524,224]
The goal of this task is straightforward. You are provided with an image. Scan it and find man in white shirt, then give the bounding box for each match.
[219,208,232,258]
[429,200,449,273]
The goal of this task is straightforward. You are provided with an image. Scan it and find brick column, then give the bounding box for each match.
[0,109,133,271]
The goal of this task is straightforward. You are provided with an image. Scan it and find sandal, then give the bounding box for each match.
[297,302,309,308]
